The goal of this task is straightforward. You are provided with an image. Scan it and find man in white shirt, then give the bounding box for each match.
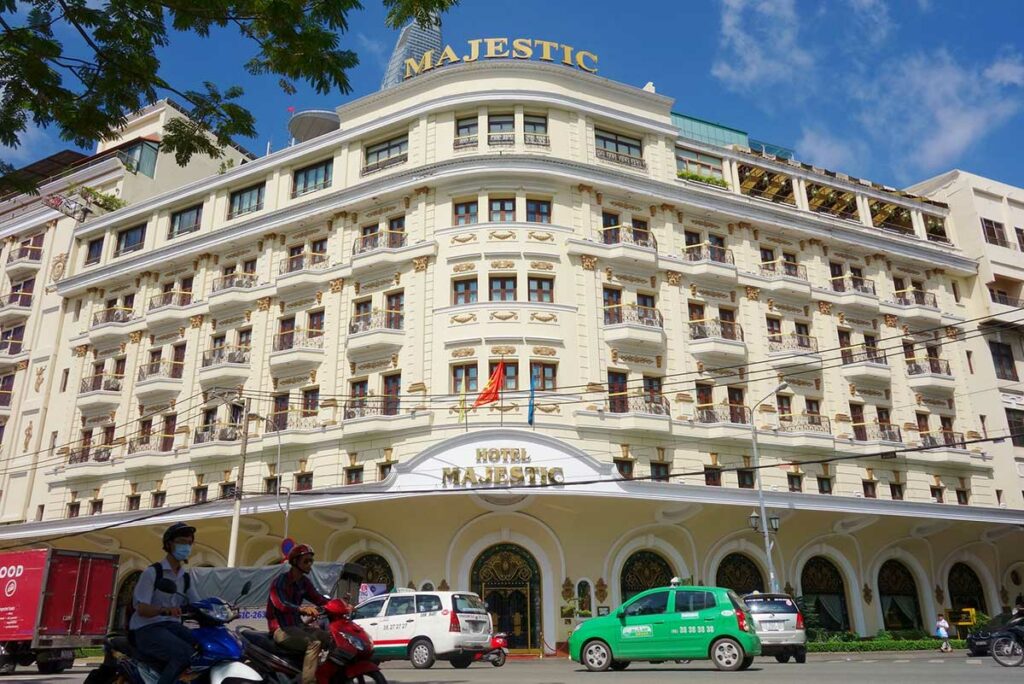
[130,522,202,684]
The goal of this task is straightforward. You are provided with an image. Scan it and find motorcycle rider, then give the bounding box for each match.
[129,522,202,684]
[267,544,331,684]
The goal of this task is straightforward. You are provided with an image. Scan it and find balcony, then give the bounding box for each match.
[342,399,432,438]
[350,233,436,277]
[135,360,184,402]
[453,134,478,151]
[277,252,330,294]
[766,333,821,370]
[755,261,811,298]
[198,346,251,388]
[687,319,746,361]
[89,307,137,346]
[679,243,738,282]
[576,394,671,434]
[78,374,123,414]
[595,147,647,170]
[602,304,665,349]
[839,348,891,384]
[191,423,243,460]
[988,291,1024,326]
[692,404,751,443]
[881,289,941,326]
[269,328,324,374]
[846,423,902,445]
[565,224,658,269]
[0,338,28,371]
[488,131,515,147]
[64,445,116,481]
[0,389,12,417]
[769,413,834,450]
[920,430,966,450]
[0,292,32,327]
[124,435,177,471]
[147,291,197,329]
[264,411,326,445]
[905,357,956,393]
[207,273,266,315]
[825,275,879,312]
[347,311,404,356]
[360,152,407,176]
[525,133,550,148]
[6,245,43,279]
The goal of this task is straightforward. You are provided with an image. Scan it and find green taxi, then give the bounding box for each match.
[568,585,760,672]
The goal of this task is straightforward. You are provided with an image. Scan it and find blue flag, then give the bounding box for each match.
[528,371,537,426]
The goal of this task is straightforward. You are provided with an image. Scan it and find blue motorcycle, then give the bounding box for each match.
[99,580,261,684]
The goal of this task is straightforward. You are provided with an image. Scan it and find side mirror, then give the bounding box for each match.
[616,608,625,619]
[155,578,178,595]
[239,581,252,598]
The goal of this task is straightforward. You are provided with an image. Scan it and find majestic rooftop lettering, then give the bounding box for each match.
[405,38,598,79]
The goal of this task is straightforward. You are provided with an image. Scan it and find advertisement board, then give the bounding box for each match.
[0,549,48,642]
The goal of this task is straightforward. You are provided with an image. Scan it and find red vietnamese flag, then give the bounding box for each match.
[472,361,505,408]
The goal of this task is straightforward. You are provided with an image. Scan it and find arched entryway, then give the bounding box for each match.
[620,550,674,601]
[471,544,542,653]
[353,553,394,592]
[112,571,142,629]
[948,562,987,613]
[716,553,765,595]
[878,559,921,629]
[801,556,850,631]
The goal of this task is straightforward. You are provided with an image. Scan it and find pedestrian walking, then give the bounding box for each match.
[935,613,952,652]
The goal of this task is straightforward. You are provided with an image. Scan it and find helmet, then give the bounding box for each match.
[288,544,315,565]
[162,522,196,548]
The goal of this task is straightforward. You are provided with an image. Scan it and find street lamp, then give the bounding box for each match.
[750,381,787,593]
[747,510,781,533]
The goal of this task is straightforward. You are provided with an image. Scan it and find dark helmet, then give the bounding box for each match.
[288,543,315,565]
[162,522,196,549]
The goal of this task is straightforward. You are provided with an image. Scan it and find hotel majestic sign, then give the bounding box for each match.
[441,447,565,488]
[405,38,598,79]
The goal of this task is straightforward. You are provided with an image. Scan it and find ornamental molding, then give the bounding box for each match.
[451,233,477,245]
[530,311,558,323]
[580,255,598,270]
[490,310,518,321]
[450,347,475,358]
[452,263,476,273]
[490,260,515,269]
[528,231,554,242]
[490,345,516,355]
[450,313,477,324]
[529,261,554,271]
[489,230,515,241]
[532,346,557,357]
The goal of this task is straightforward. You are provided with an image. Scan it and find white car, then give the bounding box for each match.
[350,589,493,668]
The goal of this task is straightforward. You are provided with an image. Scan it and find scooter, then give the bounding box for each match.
[98,579,261,684]
[991,622,1024,667]
[471,632,508,667]
[239,596,385,684]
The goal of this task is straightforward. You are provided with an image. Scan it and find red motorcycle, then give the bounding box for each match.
[239,597,384,684]
[472,633,508,667]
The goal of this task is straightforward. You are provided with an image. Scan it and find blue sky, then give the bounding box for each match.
[5,0,1024,188]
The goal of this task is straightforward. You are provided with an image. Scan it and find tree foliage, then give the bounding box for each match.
[0,0,458,193]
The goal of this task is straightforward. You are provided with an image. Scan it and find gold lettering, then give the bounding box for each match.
[488,448,500,463]
[463,467,479,485]
[485,38,509,58]
[521,448,530,463]
[435,44,460,68]
[442,467,461,487]
[548,468,564,484]
[494,468,509,485]
[535,40,558,62]
[525,466,537,485]
[575,50,598,73]
[538,467,549,485]
[476,448,488,464]
[510,449,521,464]
[509,466,525,484]
[481,467,493,484]
[463,39,482,62]
[560,43,574,66]
[404,51,434,79]
[512,38,533,59]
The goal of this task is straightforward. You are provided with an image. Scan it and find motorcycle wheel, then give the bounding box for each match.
[347,671,387,684]
[991,636,1024,667]
[492,652,507,667]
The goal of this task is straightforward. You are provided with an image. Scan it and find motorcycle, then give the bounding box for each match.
[470,632,508,667]
[99,579,261,684]
[238,596,385,684]
[991,623,1024,667]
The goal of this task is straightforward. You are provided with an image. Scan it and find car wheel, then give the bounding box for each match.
[710,637,746,672]
[582,640,613,672]
[36,660,67,675]
[409,639,436,669]
[739,656,754,671]
[610,661,630,671]
[775,654,791,663]
[0,658,15,675]
[450,655,473,669]
[967,648,982,657]
[794,651,807,664]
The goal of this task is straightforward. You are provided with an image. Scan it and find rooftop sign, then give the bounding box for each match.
[404,38,598,79]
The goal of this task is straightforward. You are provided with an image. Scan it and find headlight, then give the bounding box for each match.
[200,604,233,623]
[342,632,366,650]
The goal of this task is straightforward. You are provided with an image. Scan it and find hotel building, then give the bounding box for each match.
[0,44,1022,651]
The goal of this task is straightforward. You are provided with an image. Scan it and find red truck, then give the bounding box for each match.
[0,548,119,675]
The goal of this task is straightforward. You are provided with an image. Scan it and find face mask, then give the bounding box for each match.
[172,543,192,561]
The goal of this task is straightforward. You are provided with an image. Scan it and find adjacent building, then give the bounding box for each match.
[1,47,1022,651]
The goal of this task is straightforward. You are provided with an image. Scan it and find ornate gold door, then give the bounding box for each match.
[471,544,542,653]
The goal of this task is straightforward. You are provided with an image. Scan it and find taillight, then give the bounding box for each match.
[796,612,805,630]
[736,610,748,633]
[449,612,462,632]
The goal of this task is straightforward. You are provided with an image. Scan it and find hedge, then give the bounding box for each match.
[807,639,966,653]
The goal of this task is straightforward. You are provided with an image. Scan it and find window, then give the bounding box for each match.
[489,197,515,222]
[386,595,416,616]
[351,598,386,620]
[931,486,944,503]
[490,361,518,391]
[169,204,202,238]
[982,218,1008,246]
[967,350,974,374]
[378,461,393,481]
[952,280,961,302]
[121,139,158,176]
[956,488,969,505]
[524,114,547,134]
[220,482,237,498]
[615,459,634,479]
[526,199,551,223]
[302,387,319,416]
[777,395,792,420]
[364,135,408,165]
[264,476,281,495]
[787,473,803,492]
[193,486,208,504]
[115,224,146,256]
[1007,409,1024,447]
[456,117,478,137]
[704,466,722,487]
[127,495,140,511]
[228,184,265,218]
[595,128,642,158]
[295,472,313,491]
[675,591,717,612]
[85,237,104,265]
[862,481,877,498]
[624,591,668,617]
[675,147,724,180]
[990,341,1018,380]
[489,276,516,302]
[416,594,442,613]
[151,491,166,508]
[452,363,478,393]
[530,362,557,390]
[528,276,553,303]
[890,483,904,500]
[737,469,755,489]
[651,462,670,482]
[817,477,833,495]
[60,368,69,392]
[67,502,80,518]
[293,159,333,197]
[346,466,364,485]
[452,278,478,304]
[454,201,478,225]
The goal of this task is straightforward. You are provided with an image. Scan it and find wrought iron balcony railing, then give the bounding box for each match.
[682,242,734,265]
[193,423,242,445]
[603,304,663,328]
[695,404,751,425]
[850,423,902,442]
[349,310,404,334]
[7,245,43,264]
[906,357,952,376]
[149,291,193,310]
[840,347,888,365]
[890,289,937,307]
[830,275,877,295]
[607,393,670,416]
[79,374,123,393]
[272,328,324,352]
[137,359,184,382]
[353,230,407,255]
[343,399,402,419]
[688,318,744,342]
[211,272,259,292]
[91,306,135,327]
[777,413,832,434]
[201,346,251,367]
[601,225,657,250]
[595,147,647,169]
[279,252,329,275]
[768,333,818,353]
[759,260,807,280]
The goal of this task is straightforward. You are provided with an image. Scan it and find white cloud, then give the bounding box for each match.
[711,0,814,93]
[356,32,389,68]
[916,0,932,11]
[984,54,1024,86]
[845,0,895,46]
[796,126,866,172]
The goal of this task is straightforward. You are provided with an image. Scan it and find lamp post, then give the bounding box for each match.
[750,381,788,593]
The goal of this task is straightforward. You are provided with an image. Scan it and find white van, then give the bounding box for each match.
[350,589,493,669]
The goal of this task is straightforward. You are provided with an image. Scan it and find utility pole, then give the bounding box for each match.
[227,395,251,568]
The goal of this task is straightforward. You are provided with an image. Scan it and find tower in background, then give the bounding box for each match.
[380,17,443,89]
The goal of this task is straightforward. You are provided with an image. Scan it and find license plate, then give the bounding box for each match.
[762,621,784,631]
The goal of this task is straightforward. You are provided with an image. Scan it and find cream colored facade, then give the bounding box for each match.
[1,61,1023,650]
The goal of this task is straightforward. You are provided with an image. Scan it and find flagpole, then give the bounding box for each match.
[499,354,505,428]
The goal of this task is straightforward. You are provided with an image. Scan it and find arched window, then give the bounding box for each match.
[715,553,765,595]
[112,571,142,629]
[878,559,921,629]
[420,581,434,591]
[801,556,849,632]
[577,580,593,616]
[352,553,394,592]
[620,550,674,601]
[948,562,987,613]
